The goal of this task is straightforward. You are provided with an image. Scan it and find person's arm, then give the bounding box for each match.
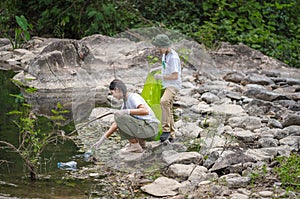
[150,66,161,73]
[92,122,117,149]
[163,56,180,80]
[154,72,178,80]
[105,122,118,138]
[128,104,149,116]
[162,72,178,80]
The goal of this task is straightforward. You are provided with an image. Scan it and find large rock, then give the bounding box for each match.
[141,177,182,197]
[7,32,213,121]
[12,36,154,121]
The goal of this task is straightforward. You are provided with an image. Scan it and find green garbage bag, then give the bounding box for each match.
[141,71,162,140]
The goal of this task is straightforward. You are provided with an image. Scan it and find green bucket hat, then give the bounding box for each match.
[152,34,171,48]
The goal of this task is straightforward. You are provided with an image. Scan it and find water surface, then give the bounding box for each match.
[0,70,92,198]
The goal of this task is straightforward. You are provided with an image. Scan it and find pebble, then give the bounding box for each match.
[259,190,273,197]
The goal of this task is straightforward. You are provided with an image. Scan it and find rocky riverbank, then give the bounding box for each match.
[0,28,299,198]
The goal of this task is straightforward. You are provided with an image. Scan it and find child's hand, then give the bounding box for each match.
[154,74,163,80]
[92,134,107,149]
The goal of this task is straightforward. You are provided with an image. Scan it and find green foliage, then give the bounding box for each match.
[0,71,20,132]
[249,172,260,186]
[146,55,159,65]
[196,0,300,67]
[249,163,268,186]
[8,15,33,49]
[27,0,145,38]
[194,21,219,49]
[11,77,37,94]
[1,0,299,67]
[274,153,300,191]
[2,93,68,180]
[177,48,191,66]
[0,0,22,37]
[6,94,43,179]
[50,102,70,127]
[15,15,31,40]
[187,113,227,154]
[187,137,202,152]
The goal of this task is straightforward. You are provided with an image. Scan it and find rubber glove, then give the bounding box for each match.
[150,68,159,73]
[154,74,163,80]
[115,109,130,116]
[92,134,107,149]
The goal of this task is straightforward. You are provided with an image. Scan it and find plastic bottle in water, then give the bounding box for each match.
[57,161,77,171]
[83,150,92,162]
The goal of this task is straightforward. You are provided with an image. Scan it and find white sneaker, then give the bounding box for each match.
[120,142,143,154]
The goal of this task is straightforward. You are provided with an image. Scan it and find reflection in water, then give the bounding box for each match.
[0,140,90,198]
[0,70,92,198]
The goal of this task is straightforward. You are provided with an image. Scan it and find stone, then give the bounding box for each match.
[228,116,262,130]
[210,104,245,116]
[201,92,220,104]
[167,164,195,178]
[259,191,274,197]
[226,177,250,188]
[279,136,300,151]
[140,177,182,197]
[161,150,202,165]
[229,193,249,199]
[282,113,300,127]
[188,166,209,183]
[223,71,245,83]
[210,152,255,172]
[258,138,279,148]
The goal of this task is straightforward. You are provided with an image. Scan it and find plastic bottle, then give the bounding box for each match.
[83,150,92,162]
[57,161,77,171]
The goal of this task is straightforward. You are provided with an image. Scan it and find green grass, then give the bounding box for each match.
[274,153,300,192]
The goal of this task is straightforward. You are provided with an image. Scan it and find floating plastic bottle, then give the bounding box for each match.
[57,161,77,171]
[83,150,92,162]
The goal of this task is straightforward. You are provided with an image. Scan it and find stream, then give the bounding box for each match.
[0,70,95,198]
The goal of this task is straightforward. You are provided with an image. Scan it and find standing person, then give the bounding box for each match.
[151,34,181,142]
[92,79,160,153]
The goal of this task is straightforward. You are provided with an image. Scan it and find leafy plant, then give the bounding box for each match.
[146,55,159,66]
[15,15,32,41]
[274,153,300,191]
[177,48,191,66]
[249,163,268,187]
[50,102,70,128]
[7,15,33,49]
[1,0,299,67]
[0,89,69,180]
[249,171,260,186]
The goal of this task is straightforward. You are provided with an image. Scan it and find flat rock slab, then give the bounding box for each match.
[141,176,181,197]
